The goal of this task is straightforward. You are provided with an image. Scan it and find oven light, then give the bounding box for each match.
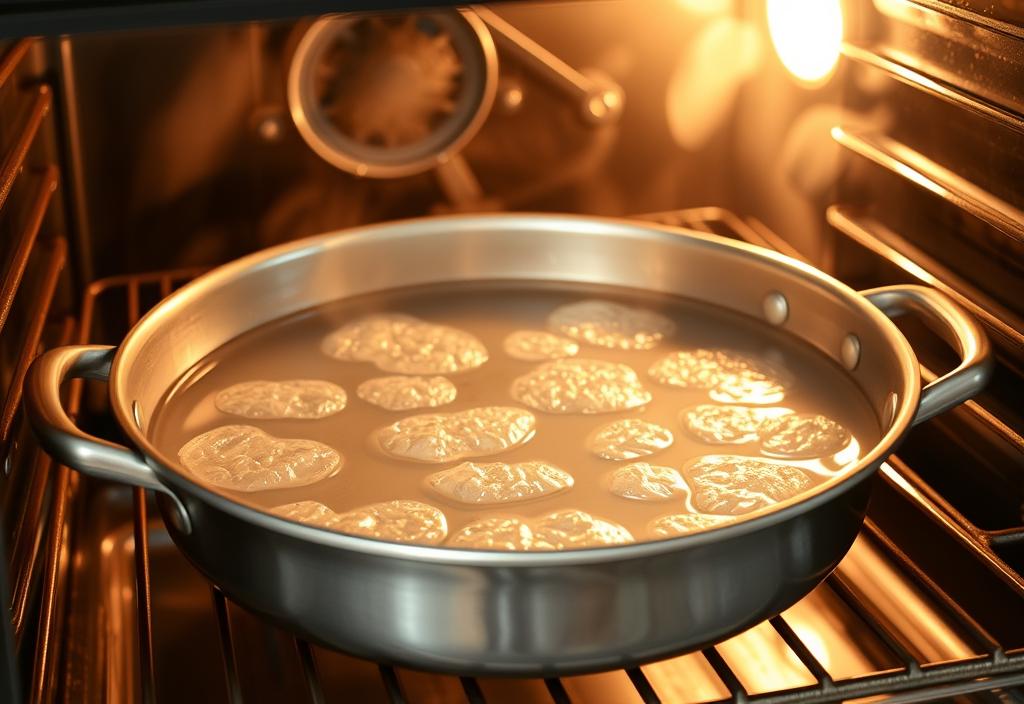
[766,0,843,85]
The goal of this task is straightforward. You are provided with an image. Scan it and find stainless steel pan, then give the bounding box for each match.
[24,214,991,675]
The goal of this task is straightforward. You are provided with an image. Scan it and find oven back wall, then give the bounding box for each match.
[58,0,824,277]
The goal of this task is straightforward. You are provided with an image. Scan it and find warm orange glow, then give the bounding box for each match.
[677,0,733,14]
[767,0,843,84]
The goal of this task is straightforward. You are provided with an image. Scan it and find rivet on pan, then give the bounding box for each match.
[883,392,898,428]
[2,442,14,477]
[762,292,789,326]
[841,334,861,371]
[132,401,145,432]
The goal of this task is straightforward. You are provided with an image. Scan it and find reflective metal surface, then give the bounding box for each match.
[862,285,992,425]
[24,214,990,674]
[287,10,498,179]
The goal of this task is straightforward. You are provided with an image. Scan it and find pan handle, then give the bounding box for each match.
[862,285,993,426]
[24,345,192,534]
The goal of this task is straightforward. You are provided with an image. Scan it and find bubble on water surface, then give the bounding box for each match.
[357,375,457,411]
[758,413,852,459]
[649,348,788,404]
[647,512,729,537]
[426,460,573,505]
[511,359,651,414]
[683,454,813,516]
[448,509,633,551]
[503,330,580,361]
[272,499,447,545]
[608,462,688,501]
[178,425,341,492]
[587,419,673,460]
[548,300,675,350]
[448,516,534,550]
[682,404,791,444]
[214,379,347,419]
[377,406,535,463]
[322,314,487,374]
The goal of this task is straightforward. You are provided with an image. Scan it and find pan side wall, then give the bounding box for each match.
[159,473,874,675]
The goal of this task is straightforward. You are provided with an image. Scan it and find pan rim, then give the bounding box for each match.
[112,213,920,565]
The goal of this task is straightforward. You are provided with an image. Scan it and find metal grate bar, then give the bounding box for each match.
[841,42,1024,134]
[901,0,1024,40]
[296,639,326,704]
[742,217,811,264]
[883,443,1020,554]
[544,677,572,704]
[8,314,69,644]
[28,464,70,704]
[701,647,748,702]
[8,310,70,644]
[826,205,1024,354]
[0,85,52,214]
[13,237,67,700]
[739,658,1024,704]
[643,206,764,245]
[825,572,920,672]
[832,126,1024,247]
[9,450,54,639]
[880,461,1024,596]
[460,676,486,704]
[639,207,811,264]
[877,671,1024,704]
[127,278,158,704]
[860,519,1004,656]
[0,165,58,336]
[132,490,156,699]
[989,528,1024,546]
[768,616,834,689]
[25,246,101,704]
[0,232,65,454]
[0,38,33,89]
[920,364,1024,454]
[625,667,661,704]
[379,664,408,704]
[212,587,244,704]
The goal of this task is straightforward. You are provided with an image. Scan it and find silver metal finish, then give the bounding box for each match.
[841,333,862,371]
[826,206,1024,354]
[23,345,192,533]
[762,291,789,326]
[287,11,498,179]
[832,126,1024,247]
[471,6,623,126]
[23,214,991,675]
[862,285,993,426]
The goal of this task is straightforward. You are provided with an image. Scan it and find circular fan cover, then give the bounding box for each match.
[289,12,497,178]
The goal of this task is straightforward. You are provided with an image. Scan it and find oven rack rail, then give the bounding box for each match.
[652,208,1024,595]
[0,36,68,704]
[38,210,1018,704]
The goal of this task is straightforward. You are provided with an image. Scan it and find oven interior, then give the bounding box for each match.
[0,0,1022,701]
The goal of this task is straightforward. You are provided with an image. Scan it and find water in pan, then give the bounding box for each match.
[150,282,880,549]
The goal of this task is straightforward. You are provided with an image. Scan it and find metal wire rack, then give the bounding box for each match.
[2,9,1022,698]
[36,208,1019,704]
[0,35,68,704]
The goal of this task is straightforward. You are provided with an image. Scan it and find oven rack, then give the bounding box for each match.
[651,208,1024,595]
[28,209,1017,703]
[0,36,68,704]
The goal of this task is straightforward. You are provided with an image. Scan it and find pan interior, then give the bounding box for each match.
[111,215,919,558]
[148,279,882,549]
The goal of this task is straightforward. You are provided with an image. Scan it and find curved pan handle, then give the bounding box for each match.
[24,345,192,533]
[861,285,993,427]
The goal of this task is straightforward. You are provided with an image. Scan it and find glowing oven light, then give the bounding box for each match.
[766,0,843,85]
